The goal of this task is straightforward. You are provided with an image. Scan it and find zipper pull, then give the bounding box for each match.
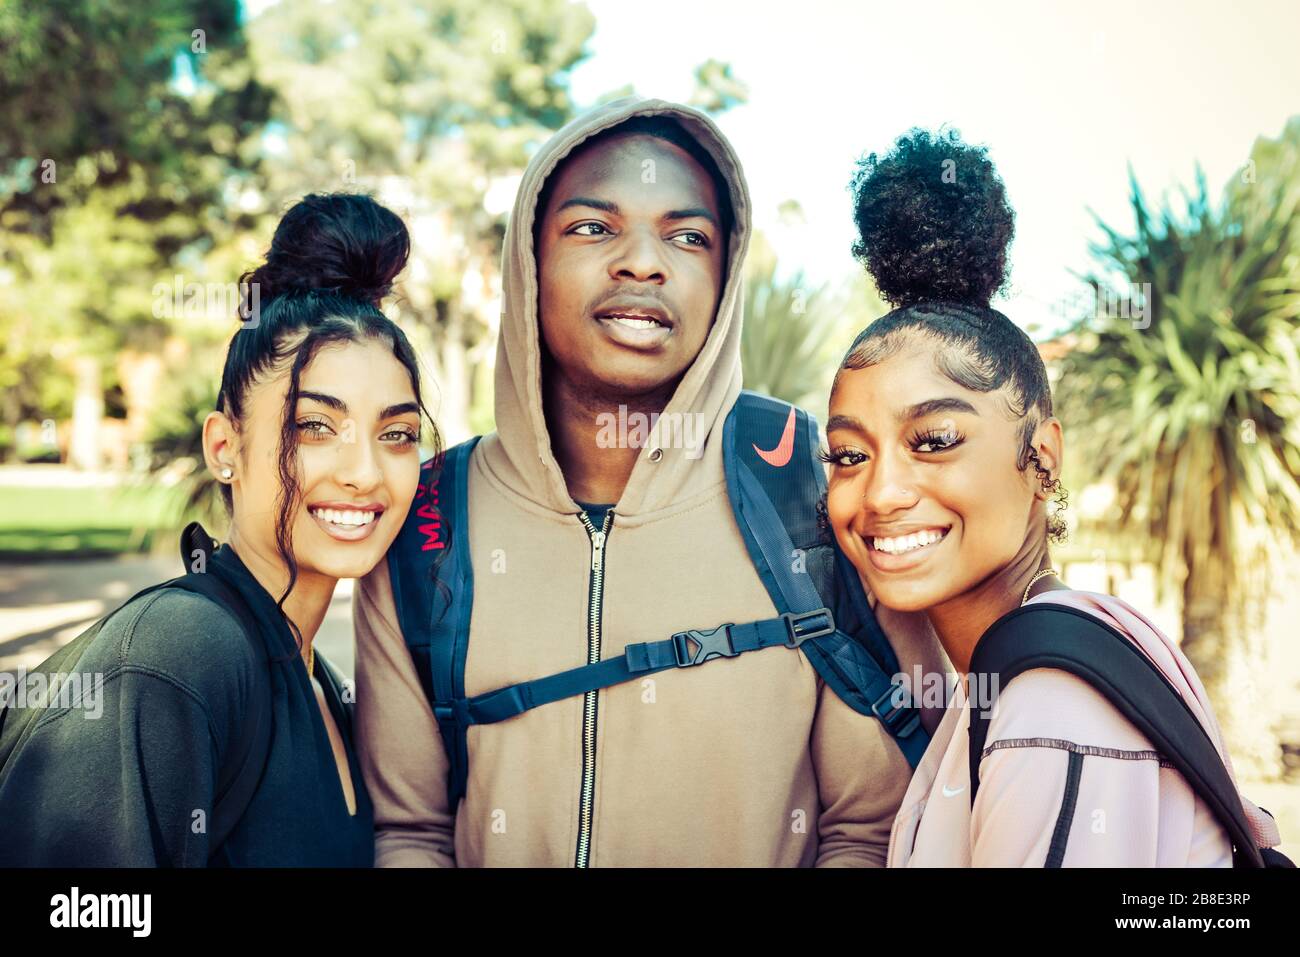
[590,530,606,572]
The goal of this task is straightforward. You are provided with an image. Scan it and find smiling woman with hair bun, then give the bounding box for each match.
[0,192,442,866]
[820,129,1284,867]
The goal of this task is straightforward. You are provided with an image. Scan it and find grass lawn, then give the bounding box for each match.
[0,483,184,558]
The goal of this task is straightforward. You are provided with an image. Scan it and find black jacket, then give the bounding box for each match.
[0,535,373,866]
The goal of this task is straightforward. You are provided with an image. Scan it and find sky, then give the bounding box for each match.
[239,0,1300,337]
[566,0,1300,335]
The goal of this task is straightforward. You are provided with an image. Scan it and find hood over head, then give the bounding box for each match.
[479,97,752,519]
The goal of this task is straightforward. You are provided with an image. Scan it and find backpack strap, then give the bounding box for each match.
[451,607,835,722]
[723,390,929,768]
[389,438,480,807]
[388,437,841,802]
[967,602,1268,868]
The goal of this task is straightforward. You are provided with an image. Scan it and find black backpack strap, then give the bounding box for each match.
[171,522,273,854]
[389,439,479,806]
[455,608,835,725]
[723,390,929,767]
[968,603,1267,868]
[389,440,834,778]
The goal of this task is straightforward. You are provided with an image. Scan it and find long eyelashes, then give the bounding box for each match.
[818,430,966,467]
[296,418,334,440]
[383,429,420,447]
[817,446,866,467]
[296,420,419,447]
[907,428,964,453]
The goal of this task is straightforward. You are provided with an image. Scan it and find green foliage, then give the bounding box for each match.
[0,0,264,228]
[1047,125,1300,773]
[246,0,596,440]
[141,370,227,530]
[0,1,749,458]
[741,232,887,414]
[1056,150,1300,608]
[0,0,271,429]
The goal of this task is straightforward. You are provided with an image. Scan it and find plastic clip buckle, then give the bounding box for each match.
[670,623,738,667]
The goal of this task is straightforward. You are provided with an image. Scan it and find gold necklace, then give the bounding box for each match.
[306,645,315,679]
[1021,567,1059,606]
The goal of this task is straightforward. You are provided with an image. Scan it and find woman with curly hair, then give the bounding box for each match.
[821,129,1282,866]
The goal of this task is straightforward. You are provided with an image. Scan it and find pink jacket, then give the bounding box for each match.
[888,590,1282,867]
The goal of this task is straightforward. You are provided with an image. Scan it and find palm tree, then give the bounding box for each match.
[741,231,885,414]
[1054,142,1300,777]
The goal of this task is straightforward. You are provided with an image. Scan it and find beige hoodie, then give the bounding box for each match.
[353,97,946,867]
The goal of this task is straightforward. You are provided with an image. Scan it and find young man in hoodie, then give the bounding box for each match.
[353,98,946,867]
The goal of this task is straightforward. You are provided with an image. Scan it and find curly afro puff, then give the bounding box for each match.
[849,128,1014,308]
[834,130,1069,545]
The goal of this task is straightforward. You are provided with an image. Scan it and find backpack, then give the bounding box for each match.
[387,389,931,806]
[0,522,273,857]
[968,602,1294,868]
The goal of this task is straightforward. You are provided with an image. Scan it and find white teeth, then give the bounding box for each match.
[873,528,946,555]
[311,507,376,527]
[608,315,662,329]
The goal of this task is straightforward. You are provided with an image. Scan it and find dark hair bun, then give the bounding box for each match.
[850,128,1014,308]
[245,193,410,307]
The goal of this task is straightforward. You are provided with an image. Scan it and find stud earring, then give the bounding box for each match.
[220,466,233,481]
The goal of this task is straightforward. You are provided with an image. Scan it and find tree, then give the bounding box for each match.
[1054,131,1300,777]
[245,0,596,443]
[0,0,271,465]
[741,229,888,413]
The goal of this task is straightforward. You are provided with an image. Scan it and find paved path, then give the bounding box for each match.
[0,554,357,677]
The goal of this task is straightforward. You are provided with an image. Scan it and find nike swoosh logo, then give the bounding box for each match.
[942,784,966,797]
[753,406,797,468]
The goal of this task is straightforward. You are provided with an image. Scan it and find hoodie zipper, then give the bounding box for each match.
[574,507,613,868]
